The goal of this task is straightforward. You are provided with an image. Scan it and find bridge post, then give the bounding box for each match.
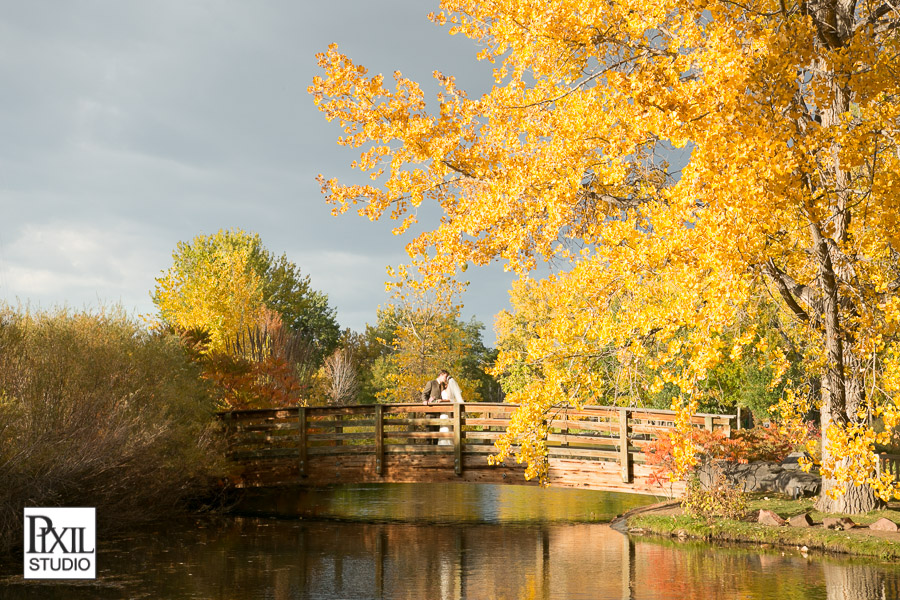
[618,408,632,483]
[453,402,463,475]
[704,415,714,431]
[298,406,308,477]
[375,404,384,475]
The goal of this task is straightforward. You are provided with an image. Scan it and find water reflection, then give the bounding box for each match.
[1,485,899,599]
[233,483,659,524]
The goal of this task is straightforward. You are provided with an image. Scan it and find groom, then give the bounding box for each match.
[420,370,449,404]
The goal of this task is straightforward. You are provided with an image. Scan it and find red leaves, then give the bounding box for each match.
[202,352,305,410]
[645,424,816,485]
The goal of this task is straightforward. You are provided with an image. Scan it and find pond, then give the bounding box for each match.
[2,484,899,599]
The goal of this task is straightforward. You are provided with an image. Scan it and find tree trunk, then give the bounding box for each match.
[810,208,879,514]
[817,471,879,514]
[824,562,885,600]
[816,386,879,514]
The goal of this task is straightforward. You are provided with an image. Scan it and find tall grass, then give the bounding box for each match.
[0,306,227,551]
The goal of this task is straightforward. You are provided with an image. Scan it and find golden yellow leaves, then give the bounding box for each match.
[311,0,900,496]
[152,230,266,355]
[818,423,900,502]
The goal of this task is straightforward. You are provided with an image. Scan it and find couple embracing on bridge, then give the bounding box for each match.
[421,369,463,404]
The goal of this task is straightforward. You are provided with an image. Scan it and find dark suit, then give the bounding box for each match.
[421,379,442,402]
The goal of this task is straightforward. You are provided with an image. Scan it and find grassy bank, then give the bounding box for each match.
[627,497,900,560]
[0,306,228,552]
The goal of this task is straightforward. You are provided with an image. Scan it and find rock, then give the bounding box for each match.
[823,517,856,530]
[775,471,821,499]
[780,451,810,471]
[869,518,898,532]
[836,517,856,530]
[698,459,820,497]
[788,513,813,527]
[743,509,762,523]
[758,509,787,526]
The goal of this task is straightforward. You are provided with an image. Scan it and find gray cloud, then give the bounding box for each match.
[0,0,512,341]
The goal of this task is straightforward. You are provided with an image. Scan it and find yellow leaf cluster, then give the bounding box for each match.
[312,0,900,491]
[152,229,266,354]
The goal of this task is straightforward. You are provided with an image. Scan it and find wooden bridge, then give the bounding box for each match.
[221,403,735,497]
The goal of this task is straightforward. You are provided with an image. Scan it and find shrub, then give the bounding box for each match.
[645,424,815,495]
[0,306,227,551]
[682,474,748,520]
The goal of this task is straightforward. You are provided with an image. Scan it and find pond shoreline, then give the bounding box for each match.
[615,498,900,561]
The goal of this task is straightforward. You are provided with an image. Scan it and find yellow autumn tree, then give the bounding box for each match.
[372,278,483,403]
[153,229,267,354]
[311,0,900,512]
[152,228,341,361]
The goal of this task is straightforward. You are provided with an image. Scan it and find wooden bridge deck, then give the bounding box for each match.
[220,403,735,497]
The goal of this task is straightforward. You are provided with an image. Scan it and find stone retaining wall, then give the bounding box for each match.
[698,458,820,498]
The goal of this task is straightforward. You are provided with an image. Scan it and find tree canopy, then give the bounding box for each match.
[311,0,900,512]
[363,282,498,404]
[152,229,340,364]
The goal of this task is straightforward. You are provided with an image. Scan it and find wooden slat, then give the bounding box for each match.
[462,431,505,441]
[219,407,299,419]
[304,405,375,417]
[546,434,619,447]
[548,447,620,461]
[229,448,299,460]
[462,445,505,454]
[383,445,456,454]
[307,432,376,442]
[382,405,456,414]
[463,403,516,412]
[384,431,453,440]
[305,419,376,428]
[375,404,384,475]
[559,409,619,420]
[381,417,456,426]
[454,402,462,475]
[546,419,617,433]
[308,445,377,456]
[298,406,307,477]
[237,421,299,431]
[461,418,512,428]
[619,408,632,483]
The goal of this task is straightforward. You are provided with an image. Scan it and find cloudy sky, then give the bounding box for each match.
[0,1,517,343]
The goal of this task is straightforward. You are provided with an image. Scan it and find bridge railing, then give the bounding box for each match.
[880,453,900,483]
[220,402,734,485]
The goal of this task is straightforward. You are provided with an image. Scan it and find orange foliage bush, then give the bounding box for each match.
[645,424,817,489]
[202,352,306,410]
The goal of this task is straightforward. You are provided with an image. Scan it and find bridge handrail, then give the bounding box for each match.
[217,402,736,422]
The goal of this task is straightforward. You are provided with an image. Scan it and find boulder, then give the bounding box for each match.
[773,470,821,499]
[758,509,787,526]
[788,513,813,528]
[823,516,856,530]
[780,451,810,471]
[869,518,898,532]
[697,459,820,498]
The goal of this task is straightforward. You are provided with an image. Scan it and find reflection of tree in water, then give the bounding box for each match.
[633,537,900,600]
[640,543,822,598]
[824,562,890,600]
[237,483,656,524]
[5,514,900,599]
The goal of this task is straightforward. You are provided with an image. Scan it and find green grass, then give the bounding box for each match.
[628,496,900,561]
[743,496,900,527]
